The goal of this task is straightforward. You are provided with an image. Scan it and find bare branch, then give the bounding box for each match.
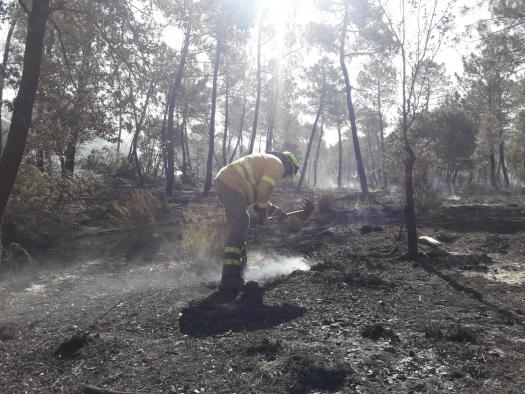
[48,17,78,91]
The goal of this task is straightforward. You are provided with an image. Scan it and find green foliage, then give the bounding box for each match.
[4,165,102,248]
[385,104,477,206]
[79,147,130,176]
[414,107,477,171]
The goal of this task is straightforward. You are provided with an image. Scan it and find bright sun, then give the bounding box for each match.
[257,0,316,59]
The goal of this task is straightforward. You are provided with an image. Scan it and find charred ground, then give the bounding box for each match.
[0,190,524,393]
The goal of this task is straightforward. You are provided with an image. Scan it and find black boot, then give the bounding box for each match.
[219,264,245,295]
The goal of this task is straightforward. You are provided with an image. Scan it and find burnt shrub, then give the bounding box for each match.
[3,165,101,249]
[111,190,168,255]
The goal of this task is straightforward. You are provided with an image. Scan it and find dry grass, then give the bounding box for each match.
[318,191,336,214]
[180,206,226,263]
[112,190,167,228]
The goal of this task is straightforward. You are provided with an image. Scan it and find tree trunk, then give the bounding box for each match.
[116,72,123,158]
[180,111,189,182]
[490,145,497,189]
[183,118,192,174]
[313,117,324,187]
[63,26,94,178]
[0,0,49,226]
[222,75,229,166]
[377,80,387,189]
[62,132,78,176]
[203,40,222,193]
[230,93,246,163]
[400,6,417,260]
[265,110,275,153]
[166,27,191,196]
[0,19,16,156]
[404,140,417,259]
[499,140,510,188]
[337,118,343,187]
[366,126,375,185]
[297,91,324,190]
[128,81,155,186]
[248,24,262,154]
[340,1,368,194]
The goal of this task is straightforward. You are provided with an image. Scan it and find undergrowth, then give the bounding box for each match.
[111,190,167,227]
[180,206,226,264]
[3,165,102,249]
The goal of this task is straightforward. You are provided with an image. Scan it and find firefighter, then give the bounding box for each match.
[214,151,300,294]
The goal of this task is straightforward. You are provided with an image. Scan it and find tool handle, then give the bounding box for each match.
[267,210,302,221]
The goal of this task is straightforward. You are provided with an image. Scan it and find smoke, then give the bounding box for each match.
[245,253,310,281]
[14,254,310,305]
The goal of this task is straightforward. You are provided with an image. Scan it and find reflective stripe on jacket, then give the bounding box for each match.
[215,153,285,206]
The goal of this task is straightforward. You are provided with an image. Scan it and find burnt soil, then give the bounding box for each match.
[1,191,524,393]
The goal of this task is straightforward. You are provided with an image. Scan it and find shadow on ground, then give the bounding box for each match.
[419,260,524,327]
[179,283,306,337]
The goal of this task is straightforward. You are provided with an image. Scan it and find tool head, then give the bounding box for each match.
[297,199,314,220]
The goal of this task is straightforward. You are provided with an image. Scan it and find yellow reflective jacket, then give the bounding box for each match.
[215,153,285,207]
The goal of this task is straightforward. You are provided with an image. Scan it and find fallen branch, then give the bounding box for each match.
[83,384,145,394]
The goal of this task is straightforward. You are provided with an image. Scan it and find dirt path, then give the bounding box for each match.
[1,195,524,393]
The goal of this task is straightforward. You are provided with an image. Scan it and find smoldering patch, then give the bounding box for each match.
[246,253,310,281]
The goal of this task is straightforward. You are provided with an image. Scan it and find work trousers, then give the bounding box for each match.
[214,179,249,268]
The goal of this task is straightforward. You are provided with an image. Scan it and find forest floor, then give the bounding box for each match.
[0,189,524,393]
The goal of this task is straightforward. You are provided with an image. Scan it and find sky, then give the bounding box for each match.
[0,0,491,149]
[163,0,489,145]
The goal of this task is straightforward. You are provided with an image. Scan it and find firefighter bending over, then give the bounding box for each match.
[214,151,300,294]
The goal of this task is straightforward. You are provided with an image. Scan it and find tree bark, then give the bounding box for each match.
[499,140,510,188]
[265,97,276,153]
[116,72,123,158]
[128,81,155,186]
[337,118,343,187]
[229,93,246,163]
[490,145,497,189]
[248,24,262,154]
[63,133,78,176]
[203,40,222,193]
[400,2,417,260]
[313,117,324,187]
[0,0,50,226]
[180,110,189,182]
[166,27,191,196]
[183,116,192,174]
[366,126,375,184]
[63,28,94,177]
[340,1,368,194]
[377,80,387,190]
[222,75,229,166]
[0,19,16,156]
[297,91,324,190]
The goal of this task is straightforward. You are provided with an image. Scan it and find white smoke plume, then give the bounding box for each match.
[245,253,310,281]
